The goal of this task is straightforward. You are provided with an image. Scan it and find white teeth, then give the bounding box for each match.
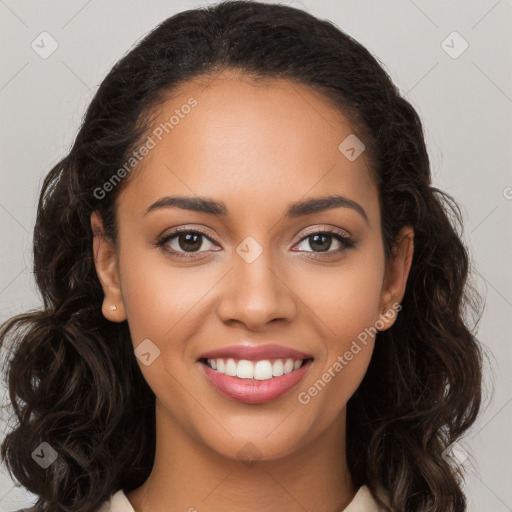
[272,359,284,377]
[225,358,237,377]
[206,357,308,380]
[283,359,295,374]
[236,360,254,379]
[254,360,273,380]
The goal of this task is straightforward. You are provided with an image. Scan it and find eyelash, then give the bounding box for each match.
[154,227,355,261]
[154,229,355,259]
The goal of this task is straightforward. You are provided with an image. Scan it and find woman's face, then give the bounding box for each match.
[93,71,412,462]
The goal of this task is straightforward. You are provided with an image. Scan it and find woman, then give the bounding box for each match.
[1,1,483,511]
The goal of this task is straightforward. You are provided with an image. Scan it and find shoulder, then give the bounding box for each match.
[96,489,135,512]
[12,490,133,512]
[345,484,391,512]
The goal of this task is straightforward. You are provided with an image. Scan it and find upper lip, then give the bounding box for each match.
[197,343,313,362]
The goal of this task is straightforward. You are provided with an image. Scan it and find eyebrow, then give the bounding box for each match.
[144,194,369,224]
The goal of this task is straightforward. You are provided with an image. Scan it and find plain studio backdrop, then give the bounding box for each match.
[0,1,511,510]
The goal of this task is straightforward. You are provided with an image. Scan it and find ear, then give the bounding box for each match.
[91,211,126,322]
[377,226,414,331]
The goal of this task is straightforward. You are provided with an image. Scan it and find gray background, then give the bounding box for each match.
[0,0,511,510]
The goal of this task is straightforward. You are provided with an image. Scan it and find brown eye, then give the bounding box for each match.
[156,229,218,259]
[175,232,204,252]
[294,229,355,256]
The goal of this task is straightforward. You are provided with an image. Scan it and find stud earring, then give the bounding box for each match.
[109,305,117,311]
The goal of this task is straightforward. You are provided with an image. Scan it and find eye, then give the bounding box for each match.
[155,227,355,261]
[293,229,355,257]
[155,229,218,260]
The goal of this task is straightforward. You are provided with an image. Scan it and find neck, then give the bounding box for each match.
[126,399,356,512]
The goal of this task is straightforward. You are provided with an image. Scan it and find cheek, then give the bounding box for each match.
[299,243,385,347]
[331,246,385,372]
[117,243,215,346]
[116,249,209,400]
[295,243,385,416]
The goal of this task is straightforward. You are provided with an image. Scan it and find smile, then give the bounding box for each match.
[198,357,314,404]
[201,357,311,380]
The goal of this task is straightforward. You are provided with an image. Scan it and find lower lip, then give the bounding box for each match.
[199,359,313,404]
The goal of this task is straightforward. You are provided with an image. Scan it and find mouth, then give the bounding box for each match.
[198,356,314,379]
[197,356,314,404]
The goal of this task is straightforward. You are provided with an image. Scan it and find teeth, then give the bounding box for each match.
[254,360,273,380]
[272,359,284,377]
[206,357,307,380]
[237,359,256,379]
[283,359,294,374]
[225,358,237,377]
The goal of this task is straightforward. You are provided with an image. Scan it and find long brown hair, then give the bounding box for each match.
[1,2,484,511]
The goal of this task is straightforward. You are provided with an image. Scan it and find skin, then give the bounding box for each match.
[92,70,414,512]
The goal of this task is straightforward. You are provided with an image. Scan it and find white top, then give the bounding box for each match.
[97,484,388,511]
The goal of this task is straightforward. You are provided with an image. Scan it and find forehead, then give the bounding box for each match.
[118,71,379,225]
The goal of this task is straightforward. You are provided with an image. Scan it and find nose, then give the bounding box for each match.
[216,248,297,331]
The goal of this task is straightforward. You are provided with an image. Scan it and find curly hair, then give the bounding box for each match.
[0,1,484,511]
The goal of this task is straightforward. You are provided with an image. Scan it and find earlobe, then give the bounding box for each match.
[91,211,127,322]
[377,226,414,331]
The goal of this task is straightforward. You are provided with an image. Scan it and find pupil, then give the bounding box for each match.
[176,233,332,253]
[310,234,330,252]
[179,233,202,252]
